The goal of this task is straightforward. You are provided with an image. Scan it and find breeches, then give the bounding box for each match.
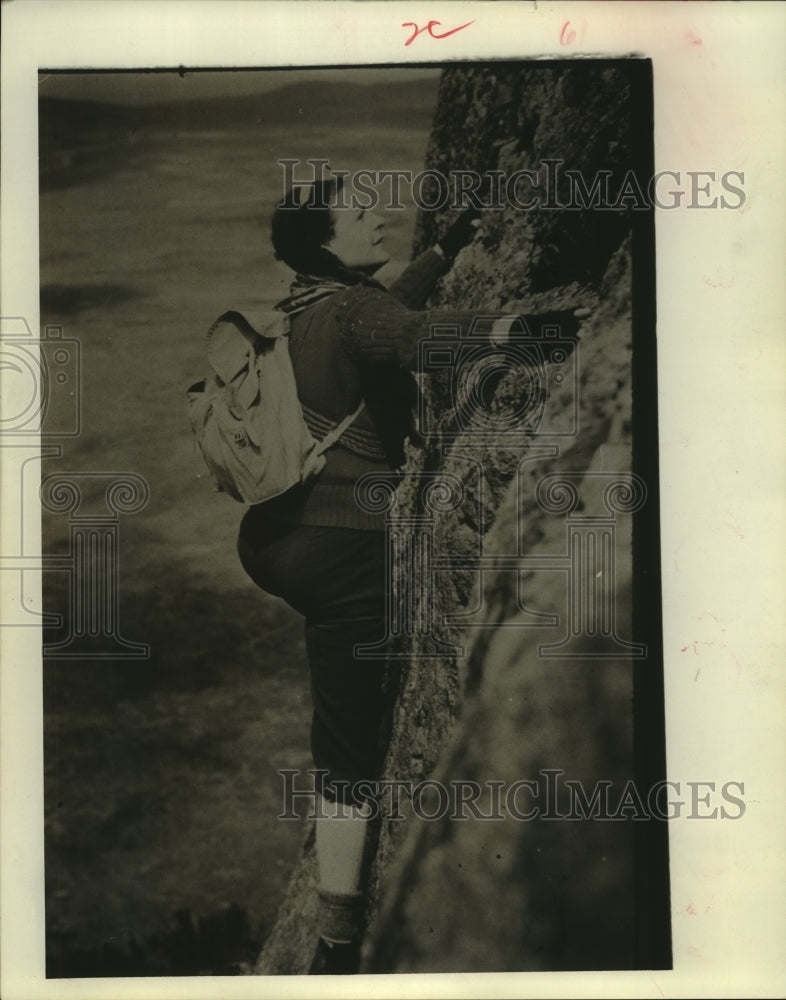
[237,509,387,804]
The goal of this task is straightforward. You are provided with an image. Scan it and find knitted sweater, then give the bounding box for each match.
[258,248,511,531]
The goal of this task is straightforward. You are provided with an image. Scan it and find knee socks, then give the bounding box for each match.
[315,793,371,895]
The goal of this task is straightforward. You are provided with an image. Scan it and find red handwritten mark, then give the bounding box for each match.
[559,19,587,46]
[560,20,576,45]
[680,640,716,654]
[402,19,475,46]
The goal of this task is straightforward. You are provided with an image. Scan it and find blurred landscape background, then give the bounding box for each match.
[39,67,440,976]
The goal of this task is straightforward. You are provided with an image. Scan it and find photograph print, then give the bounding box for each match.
[38,57,670,977]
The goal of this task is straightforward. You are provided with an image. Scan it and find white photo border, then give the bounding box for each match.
[2,2,785,998]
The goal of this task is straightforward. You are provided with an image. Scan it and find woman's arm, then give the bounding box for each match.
[385,248,448,310]
[335,285,582,372]
[386,209,481,310]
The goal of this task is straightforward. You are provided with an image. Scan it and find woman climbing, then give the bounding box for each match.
[235,168,582,970]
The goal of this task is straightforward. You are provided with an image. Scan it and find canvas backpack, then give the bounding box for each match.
[187,308,364,504]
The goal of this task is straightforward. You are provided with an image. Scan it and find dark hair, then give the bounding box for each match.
[271,178,375,286]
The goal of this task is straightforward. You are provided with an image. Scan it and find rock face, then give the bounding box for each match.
[256,60,669,975]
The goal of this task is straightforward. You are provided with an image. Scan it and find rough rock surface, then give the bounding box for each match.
[256,60,664,976]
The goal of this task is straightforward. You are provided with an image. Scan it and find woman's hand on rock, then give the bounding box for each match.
[437,207,481,261]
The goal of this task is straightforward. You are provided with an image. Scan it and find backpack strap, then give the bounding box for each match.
[313,401,366,457]
[207,309,374,459]
[301,404,388,461]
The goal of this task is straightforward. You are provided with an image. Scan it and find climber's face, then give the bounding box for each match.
[324,207,389,271]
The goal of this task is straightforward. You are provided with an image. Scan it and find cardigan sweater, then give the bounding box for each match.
[258,248,513,531]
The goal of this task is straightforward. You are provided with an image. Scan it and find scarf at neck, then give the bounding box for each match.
[274,271,386,316]
[273,274,349,316]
